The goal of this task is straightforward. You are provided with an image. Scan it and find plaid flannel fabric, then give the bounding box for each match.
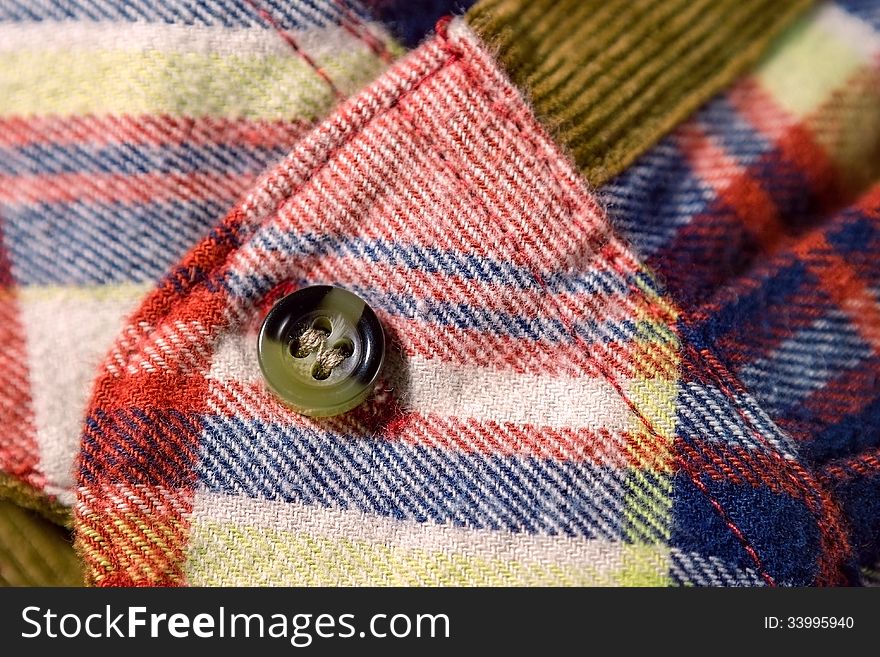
[0,0,402,509]
[75,18,855,586]
[601,0,880,572]
[1,0,877,587]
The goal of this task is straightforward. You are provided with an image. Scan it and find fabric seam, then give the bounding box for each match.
[80,20,844,586]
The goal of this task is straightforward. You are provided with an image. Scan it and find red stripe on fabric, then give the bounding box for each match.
[733,77,845,227]
[400,419,674,471]
[0,115,309,149]
[386,315,675,379]
[677,437,819,499]
[90,373,212,417]
[728,77,795,142]
[682,341,854,585]
[780,353,880,443]
[774,123,844,215]
[0,171,256,206]
[680,122,783,251]
[794,187,880,354]
[257,61,621,282]
[811,251,880,351]
[213,379,672,469]
[0,221,43,490]
[820,447,880,483]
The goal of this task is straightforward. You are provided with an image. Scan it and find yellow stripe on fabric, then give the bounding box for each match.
[18,283,152,303]
[619,544,671,586]
[628,378,679,443]
[626,328,679,381]
[185,519,669,586]
[78,507,188,586]
[623,295,678,547]
[756,8,863,118]
[0,49,388,118]
[806,56,880,195]
[624,467,673,540]
[631,274,681,373]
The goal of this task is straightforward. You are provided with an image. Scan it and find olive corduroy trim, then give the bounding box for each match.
[0,472,72,529]
[466,0,814,187]
[0,499,81,586]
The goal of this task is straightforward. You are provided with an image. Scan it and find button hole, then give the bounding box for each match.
[290,316,332,358]
[333,338,354,359]
[311,362,332,380]
[311,316,332,335]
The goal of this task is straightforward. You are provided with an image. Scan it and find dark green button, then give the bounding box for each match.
[257,286,384,417]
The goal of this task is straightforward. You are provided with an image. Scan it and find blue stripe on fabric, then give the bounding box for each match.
[826,211,880,265]
[695,97,771,165]
[676,382,799,458]
[0,0,366,28]
[838,0,880,31]
[222,274,660,343]
[347,285,669,344]
[80,408,202,486]
[739,309,873,415]
[0,142,289,177]
[749,147,818,232]
[196,417,629,539]
[246,230,540,288]
[230,231,641,294]
[671,472,821,586]
[831,473,880,567]
[601,140,715,258]
[4,197,230,284]
[358,292,569,338]
[806,390,880,464]
[698,259,814,340]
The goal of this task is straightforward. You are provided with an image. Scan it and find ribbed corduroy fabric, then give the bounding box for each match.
[75,18,855,587]
[467,0,814,186]
[0,472,70,527]
[0,500,81,586]
[0,0,876,588]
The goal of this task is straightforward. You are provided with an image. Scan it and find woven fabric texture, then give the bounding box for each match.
[600,0,880,572]
[0,0,411,587]
[466,0,814,187]
[75,18,854,587]
[0,0,401,516]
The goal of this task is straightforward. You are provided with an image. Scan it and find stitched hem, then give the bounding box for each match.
[76,17,852,586]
